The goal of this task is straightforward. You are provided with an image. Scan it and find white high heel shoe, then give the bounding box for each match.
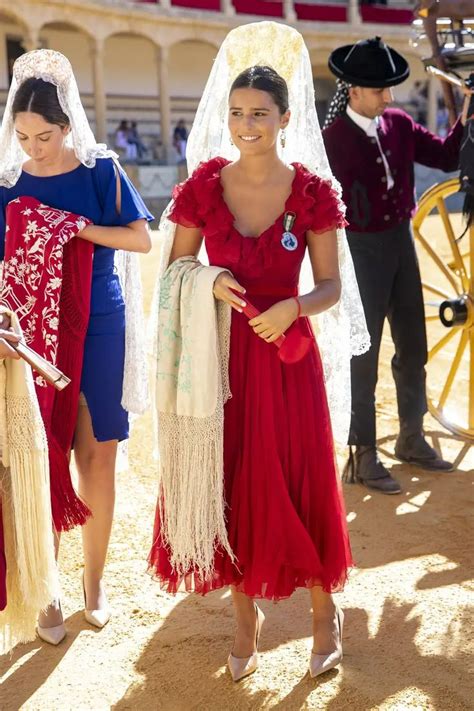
[83,575,111,629]
[309,607,344,678]
[37,601,66,646]
[227,604,265,682]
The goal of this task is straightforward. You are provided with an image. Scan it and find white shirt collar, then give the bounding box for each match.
[346,105,379,136]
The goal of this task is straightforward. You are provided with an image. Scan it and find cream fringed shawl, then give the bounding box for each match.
[155,256,235,579]
[0,311,58,651]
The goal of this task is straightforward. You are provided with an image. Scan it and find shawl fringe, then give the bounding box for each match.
[0,312,58,652]
[155,257,234,579]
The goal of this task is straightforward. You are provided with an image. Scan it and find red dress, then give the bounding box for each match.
[148,157,353,599]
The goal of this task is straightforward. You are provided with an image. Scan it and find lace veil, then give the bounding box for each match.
[0,49,148,416]
[0,50,115,188]
[156,21,370,444]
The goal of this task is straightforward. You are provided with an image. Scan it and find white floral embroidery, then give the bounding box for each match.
[1,200,82,382]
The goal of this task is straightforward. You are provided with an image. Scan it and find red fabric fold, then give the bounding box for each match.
[169,158,348,274]
[1,196,94,532]
[149,159,353,599]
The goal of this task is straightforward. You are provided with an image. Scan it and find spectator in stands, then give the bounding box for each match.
[128,121,148,161]
[114,120,137,162]
[437,96,450,136]
[409,81,428,125]
[173,119,188,162]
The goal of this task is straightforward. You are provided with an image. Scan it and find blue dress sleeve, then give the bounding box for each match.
[92,158,154,226]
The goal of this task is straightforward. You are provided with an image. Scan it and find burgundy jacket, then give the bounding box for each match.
[323,108,463,233]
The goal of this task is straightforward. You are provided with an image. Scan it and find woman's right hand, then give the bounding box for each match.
[213,272,247,312]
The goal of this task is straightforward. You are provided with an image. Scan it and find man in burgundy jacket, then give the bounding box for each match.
[323,37,464,494]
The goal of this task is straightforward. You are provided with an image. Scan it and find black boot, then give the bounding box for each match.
[343,446,402,495]
[395,421,454,471]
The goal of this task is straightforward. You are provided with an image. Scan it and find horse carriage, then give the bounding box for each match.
[409,13,474,459]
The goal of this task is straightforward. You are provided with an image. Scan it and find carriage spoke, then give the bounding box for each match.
[414,227,461,294]
[422,282,452,300]
[470,331,474,430]
[437,198,469,292]
[438,330,468,409]
[429,325,461,359]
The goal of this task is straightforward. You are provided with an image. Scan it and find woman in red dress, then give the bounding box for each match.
[149,61,354,681]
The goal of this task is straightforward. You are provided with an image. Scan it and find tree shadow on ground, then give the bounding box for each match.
[344,429,473,591]
[113,592,472,711]
[0,611,100,709]
[114,426,472,711]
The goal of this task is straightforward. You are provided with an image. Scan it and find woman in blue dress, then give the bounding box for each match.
[0,50,153,645]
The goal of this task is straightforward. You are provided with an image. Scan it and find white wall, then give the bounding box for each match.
[105,35,157,96]
[169,40,216,99]
[41,28,93,93]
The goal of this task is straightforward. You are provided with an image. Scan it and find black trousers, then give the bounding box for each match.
[347,221,428,445]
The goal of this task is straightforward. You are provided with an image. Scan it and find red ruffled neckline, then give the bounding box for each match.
[175,156,347,270]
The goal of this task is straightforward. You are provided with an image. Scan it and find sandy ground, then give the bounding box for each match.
[1,216,473,711]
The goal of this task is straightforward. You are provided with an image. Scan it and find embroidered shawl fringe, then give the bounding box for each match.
[0,313,58,652]
[154,257,234,580]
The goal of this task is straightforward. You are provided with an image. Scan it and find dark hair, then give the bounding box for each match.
[12,78,69,127]
[229,66,289,115]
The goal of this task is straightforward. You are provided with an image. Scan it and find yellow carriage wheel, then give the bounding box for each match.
[413,178,474,443]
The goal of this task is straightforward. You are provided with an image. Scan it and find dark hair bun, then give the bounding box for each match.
[12,77,70,127]
[230,65,289,115]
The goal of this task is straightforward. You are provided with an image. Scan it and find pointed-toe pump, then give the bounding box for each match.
[83,575,111,629]
[37,601,66,646]
[227,604,265,682]
[309,607,344,679]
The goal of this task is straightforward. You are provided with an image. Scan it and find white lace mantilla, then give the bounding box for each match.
[159,22,370,444]
[0,50,148,417]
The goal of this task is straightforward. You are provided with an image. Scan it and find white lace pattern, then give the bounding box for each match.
[0,50,148,417]
[161,22,370,444]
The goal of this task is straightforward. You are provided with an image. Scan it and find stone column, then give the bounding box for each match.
[157,45,172,164]
[348,0,362,25]
[428,75,438,133]
[284,0,296,22]
[21,27,41,53]
[91,37,107,143]
[222,0,235,15]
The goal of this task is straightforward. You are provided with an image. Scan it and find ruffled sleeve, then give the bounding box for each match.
[168,157,229,229]
[92,157,154,227]
[168,174,203,229]
[295,166,348,235]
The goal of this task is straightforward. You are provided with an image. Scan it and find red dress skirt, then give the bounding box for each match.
[148,158,353,599]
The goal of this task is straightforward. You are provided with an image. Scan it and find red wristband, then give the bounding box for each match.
[293,296,301,319]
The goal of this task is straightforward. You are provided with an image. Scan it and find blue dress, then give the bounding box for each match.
[0,158,153,441]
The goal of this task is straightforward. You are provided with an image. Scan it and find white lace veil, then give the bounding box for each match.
[158,22,370,444]
[0,49,148,418]
[0,49,115,188]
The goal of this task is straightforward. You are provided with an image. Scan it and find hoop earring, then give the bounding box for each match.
[280,129,286,148]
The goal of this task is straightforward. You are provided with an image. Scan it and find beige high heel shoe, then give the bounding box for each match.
[227,604,265,682]
[309,607,344,678]
[37,600,66,646]
[83,574,111,629]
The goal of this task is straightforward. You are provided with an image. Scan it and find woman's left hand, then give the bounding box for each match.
[249,298,299,343]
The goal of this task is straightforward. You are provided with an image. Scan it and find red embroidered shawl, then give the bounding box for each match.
[1,196,94,532]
